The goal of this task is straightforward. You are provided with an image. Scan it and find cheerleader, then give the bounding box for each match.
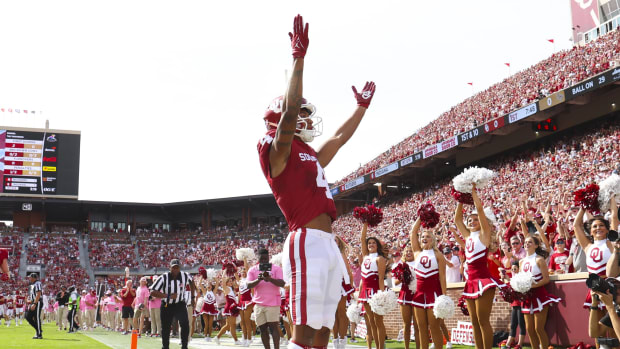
[504,261,525,349]
[333,236,355,349]
[519,235,560,349]
[573,204,615,340]
[214,275,240,345]
[454,185,504,349]
[393,244,420,349]
[199,279,219,342]
[359,222,388,349]
[410,217,446,349]
[238,260,254,347]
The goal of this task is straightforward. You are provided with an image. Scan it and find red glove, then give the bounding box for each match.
[352,81,376,108]
[288,14,309,59]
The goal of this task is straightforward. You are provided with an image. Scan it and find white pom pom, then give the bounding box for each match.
[484,207,498,226]
[408,278,417,293]
[368,290,398,316]
[235,248,255,261]
[346,303,363,324]
[510,272,534,293]
[452,167,496,194]
[599,174,620,213]
[206,268,217,280]
[433,295,455,319]
[196,297,205,312]
[270,253,283,267]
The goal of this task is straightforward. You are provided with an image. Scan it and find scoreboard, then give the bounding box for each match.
[0,128,80,198]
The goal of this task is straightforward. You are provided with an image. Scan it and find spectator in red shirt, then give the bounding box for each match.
[120,280,136,334]
[548,238,574,274]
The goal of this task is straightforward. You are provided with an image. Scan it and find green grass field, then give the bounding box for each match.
[0,321,491,349]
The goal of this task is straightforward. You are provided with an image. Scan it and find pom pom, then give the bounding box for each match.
[452,167,496,194]
[599,174,620,213]
[235,248,255,261]
[346,303,363,324]
[270,253,283,267]
[417,202,440,228]
[353,204,384,227]
[433,295,455,319]
[408,278,417,293]
[510,272,534,294]
[368,290,398,316]
[198,266,208,279]
[392,262,415,291]
[451,186,474,205]
[484,207,498,226]
[206,268,217,280]
[196,297,205,312]
[573,183,600,214]
[499,284,517,303]
[457,295,469,316]
[222,261,237,277]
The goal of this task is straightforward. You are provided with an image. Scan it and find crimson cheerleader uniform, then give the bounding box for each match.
[397,261,416,305]
[462,231,505,299]
[200,290,219,316]
[238,280,253,310]
[359,253,380,303]
[583,239,611,310]
[222,288,239,317]
[342,279,355,306]
[520,253,561,314]
[412,249,442,308]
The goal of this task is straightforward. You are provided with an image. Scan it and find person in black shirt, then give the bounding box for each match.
[25,273,43,339]
[56,285,69,331]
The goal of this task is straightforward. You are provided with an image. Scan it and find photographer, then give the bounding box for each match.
[247,249,285,349]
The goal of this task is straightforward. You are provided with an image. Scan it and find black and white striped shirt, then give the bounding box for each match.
[29,280,42,303]
[150,271,192,305]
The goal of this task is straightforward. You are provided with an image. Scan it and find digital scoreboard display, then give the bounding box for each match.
[0,128,80,198]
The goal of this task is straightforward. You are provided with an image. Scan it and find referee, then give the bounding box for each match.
[150,259,196,349]
[25,273,43,339]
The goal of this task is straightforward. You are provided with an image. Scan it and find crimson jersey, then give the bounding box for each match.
[6,297,14,309]
[16,295,25,307]
[258,129,337,231]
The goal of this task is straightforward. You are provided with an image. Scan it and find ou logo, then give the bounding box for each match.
[363,258,372,270]
[419,256,431,269]
[466,239,475,253]
[362,91,372,99]
[590,247,603,263]
[523,262,532,273]
[206,294,214,301]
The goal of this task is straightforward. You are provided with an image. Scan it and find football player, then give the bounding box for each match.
[0,248,9,281]
[16,291,25,325]
[5,292,15,327]
[257,14,376,349]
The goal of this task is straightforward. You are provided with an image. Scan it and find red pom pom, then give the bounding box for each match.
[353,204,384,227]
[0,273,8,281]
[573,183,600,214]
[457,295,469,316]
[417,202,440,229]
[391,262,413,287]
[221,261,237,277]
[500,285,516,303]
[198,266,207,279]
[451,186,474,205]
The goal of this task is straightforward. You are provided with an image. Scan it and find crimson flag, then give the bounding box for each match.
[467,82,473,86]
[504,63,510,67]
[548,39,554,43]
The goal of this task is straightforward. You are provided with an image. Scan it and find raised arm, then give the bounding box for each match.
[611,194,618,231]
[360,222,369,259]
[573,207,592,250]
[472,185,492,245]
[409,217,422,253]
[454,202,470,238]
[316,82,376,168]
[270,15,309,178]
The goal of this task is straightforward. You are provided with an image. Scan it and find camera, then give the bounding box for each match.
[608,230,619,243]
[597,337,620,349]
[586,274,618,301]
[259,263,272,278]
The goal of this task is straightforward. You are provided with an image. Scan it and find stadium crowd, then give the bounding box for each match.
[334,28,620,186]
